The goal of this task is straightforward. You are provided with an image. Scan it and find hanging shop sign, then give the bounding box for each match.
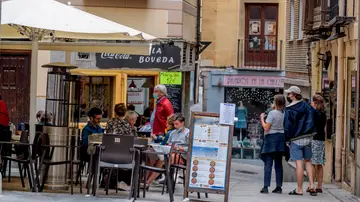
[96,44,181,69]
[184,112,234,202]
[223,75,284,88]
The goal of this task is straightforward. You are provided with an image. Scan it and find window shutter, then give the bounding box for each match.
[321,0,327,23]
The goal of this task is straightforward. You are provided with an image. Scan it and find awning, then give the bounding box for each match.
[0,41,151,55]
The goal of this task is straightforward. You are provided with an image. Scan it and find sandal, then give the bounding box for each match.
[308,188,317,196]
[289,189,303,195]
[316,188,323,193]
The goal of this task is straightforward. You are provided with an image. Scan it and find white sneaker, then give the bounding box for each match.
[117,181,131,191]
[151,180,162,187]
[158,174,165,181]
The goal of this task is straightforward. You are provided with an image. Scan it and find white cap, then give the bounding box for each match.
[284,86,301,95]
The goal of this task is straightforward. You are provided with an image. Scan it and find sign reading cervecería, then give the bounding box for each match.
[96,44,181,69]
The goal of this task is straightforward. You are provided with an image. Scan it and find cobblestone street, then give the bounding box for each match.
[1,161,358,202]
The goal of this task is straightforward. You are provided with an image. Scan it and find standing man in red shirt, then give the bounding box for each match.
[150,85,174,138]
[0,95,9,129]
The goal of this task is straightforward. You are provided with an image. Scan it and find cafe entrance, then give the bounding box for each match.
[70,69,160,128]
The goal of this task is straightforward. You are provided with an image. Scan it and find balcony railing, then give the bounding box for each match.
[305,0,354,33]
[237,38,283,70]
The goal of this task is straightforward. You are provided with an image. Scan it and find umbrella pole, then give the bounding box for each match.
[29,40,39,143]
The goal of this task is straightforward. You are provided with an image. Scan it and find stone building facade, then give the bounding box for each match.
[285,0,311,98]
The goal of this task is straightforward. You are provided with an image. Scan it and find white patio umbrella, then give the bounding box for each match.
[0,0,156,140]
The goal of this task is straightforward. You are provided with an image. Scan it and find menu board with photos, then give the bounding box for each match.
[184,112,234,202]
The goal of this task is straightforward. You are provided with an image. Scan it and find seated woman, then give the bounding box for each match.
[146,113,189,186]
[113,111,138,191]
[105,103,126,134]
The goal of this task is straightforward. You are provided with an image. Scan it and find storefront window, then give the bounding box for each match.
[226,87,283,159]
[127,78,150,115]
[79,76,114,122]
[351,73,356,109]
[350,118,355,153]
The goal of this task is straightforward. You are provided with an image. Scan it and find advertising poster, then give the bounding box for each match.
[188,116,230,191]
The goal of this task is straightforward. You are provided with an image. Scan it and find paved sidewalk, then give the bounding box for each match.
[1,161,359,202]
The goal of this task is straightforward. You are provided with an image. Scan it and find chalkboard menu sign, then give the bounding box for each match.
[160,72,182,113]
[165,84,182,113]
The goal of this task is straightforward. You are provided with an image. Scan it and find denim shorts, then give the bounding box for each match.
[290,142,312,161]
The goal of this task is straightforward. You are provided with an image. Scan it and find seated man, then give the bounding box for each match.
[80,107,103,162]
[145,113,189,187]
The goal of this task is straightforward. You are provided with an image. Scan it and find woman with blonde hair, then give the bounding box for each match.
[308,94,326,193]
[259,94,286,194]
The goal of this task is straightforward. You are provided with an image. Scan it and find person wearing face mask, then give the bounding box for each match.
[283,86,317,196]
[167,113,189,145]
[167,113,189,167]
[150,84,174,138]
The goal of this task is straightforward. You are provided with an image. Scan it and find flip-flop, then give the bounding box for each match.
[308,188,317,196]
[316,188,323,193]
[289,189,303,195]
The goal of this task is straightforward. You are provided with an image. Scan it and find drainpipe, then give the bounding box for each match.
[194,0,201,103]
[335,0,345,182]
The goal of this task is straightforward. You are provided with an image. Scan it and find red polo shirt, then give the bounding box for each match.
[152,97,174,135]
[0,100,9,127]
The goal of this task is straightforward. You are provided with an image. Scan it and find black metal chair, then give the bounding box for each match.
[0,131,37,192]
[73,136,86,194]
[138,144,175,202]
[93,134,139,199]
[0,129,14,178]
[37,133,80,195]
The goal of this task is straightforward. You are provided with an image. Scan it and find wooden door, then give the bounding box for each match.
[245,4,278,67]
[0,52,31,126]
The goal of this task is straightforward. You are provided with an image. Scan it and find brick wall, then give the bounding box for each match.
[285,0,309,83]
[286,71,309,80]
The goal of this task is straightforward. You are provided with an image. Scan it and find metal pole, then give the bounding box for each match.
[356,0,360,195]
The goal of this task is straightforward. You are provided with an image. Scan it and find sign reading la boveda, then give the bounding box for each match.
[96,45,181,69]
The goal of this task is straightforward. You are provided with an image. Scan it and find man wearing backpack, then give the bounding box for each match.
[284,86,317,196]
